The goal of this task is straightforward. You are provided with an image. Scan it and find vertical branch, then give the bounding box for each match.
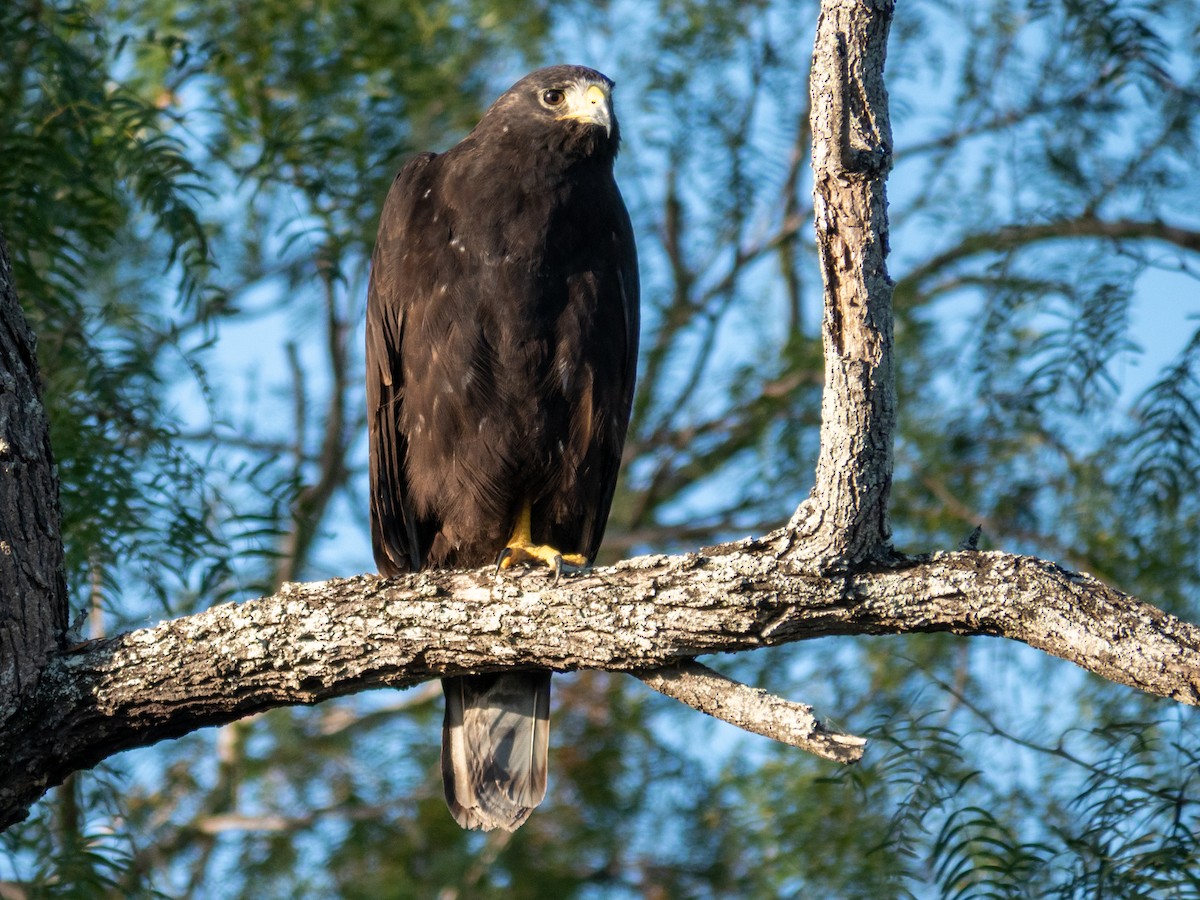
[779,91,813,338]
[0,231,68,726]
[787,0,897,567]
[274,241,351,585]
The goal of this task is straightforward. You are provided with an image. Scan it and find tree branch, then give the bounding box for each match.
[4,540,1198,829]
[896,215,1200,300]
[7,0,1198,859]
[794,0,897,565]
[634,660,866,763]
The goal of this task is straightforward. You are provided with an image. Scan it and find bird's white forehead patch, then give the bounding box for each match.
[553,79,613,135]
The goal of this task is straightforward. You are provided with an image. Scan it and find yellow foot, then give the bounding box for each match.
[495,543,588,581]
[495,502,589,583]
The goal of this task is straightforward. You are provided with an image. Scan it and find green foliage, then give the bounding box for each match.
[5,0,1200,895]
[1128,330,1200,512]
[0,0,272,625]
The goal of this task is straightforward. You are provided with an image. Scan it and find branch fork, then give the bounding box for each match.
[5,0,1197,840]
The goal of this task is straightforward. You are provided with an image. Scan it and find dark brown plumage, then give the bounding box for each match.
[365,65,638,831]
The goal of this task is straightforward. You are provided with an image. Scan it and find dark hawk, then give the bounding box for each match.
[366,65,639,831]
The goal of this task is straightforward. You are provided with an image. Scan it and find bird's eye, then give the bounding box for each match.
[541,89,566,107]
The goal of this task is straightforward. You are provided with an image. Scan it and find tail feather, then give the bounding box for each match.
[441,671,550,831]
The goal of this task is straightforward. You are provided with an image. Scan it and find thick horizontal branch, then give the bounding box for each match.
[5,539,1200,829]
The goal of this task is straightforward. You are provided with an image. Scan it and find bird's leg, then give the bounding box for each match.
[495,500,588,581]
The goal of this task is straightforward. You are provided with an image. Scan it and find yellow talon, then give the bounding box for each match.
[496,501,588,579]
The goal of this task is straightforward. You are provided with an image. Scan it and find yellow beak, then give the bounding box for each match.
[559,83,612,136]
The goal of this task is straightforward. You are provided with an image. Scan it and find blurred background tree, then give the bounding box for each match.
[3,0,1200,896]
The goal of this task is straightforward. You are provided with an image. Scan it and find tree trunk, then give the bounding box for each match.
[0,230,68,730]
[4,0,1199,838]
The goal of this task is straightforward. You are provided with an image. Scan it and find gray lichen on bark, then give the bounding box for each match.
[789,0,898,568]
[5,540,1200,828]
[3,0,1200,837]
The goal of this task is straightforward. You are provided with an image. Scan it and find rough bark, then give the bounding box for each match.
[789,0,896,566]
[634,660,867,763]
[0,231,67,729]
[4,0,1197,844]
[4,543,1199,829]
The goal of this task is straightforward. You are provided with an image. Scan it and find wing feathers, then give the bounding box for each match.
[367,154,438,573]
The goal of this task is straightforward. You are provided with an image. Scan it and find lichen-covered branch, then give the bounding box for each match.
[4,542,1198,829]
[634,660,867,763]
[792,0,897,566]
[5,0,1197,857]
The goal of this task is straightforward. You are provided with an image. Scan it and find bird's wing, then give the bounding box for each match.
[616,186,641,432]
[366,152,438,575]
[579,183,640,561]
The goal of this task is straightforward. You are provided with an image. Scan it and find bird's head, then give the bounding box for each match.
[474,65,621,163]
